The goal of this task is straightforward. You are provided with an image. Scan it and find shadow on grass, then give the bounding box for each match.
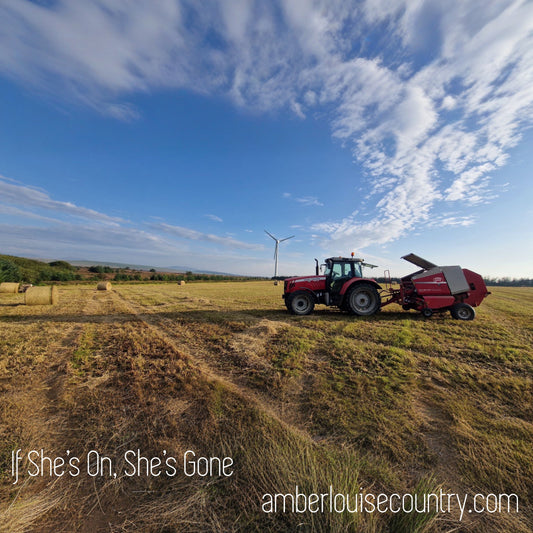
[0,306,443,325]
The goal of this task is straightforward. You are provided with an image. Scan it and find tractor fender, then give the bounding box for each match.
[288,288,319,303]
[340,278,382,297]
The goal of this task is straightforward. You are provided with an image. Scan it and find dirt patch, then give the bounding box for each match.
[229,318,285,371]
[413,395,456,471]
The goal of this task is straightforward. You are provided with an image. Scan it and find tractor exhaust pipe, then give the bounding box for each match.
[315,258,319,275]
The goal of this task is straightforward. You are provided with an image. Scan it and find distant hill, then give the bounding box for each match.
[69,260,237,276]
[165,265,239,276]
[67,260,179,272]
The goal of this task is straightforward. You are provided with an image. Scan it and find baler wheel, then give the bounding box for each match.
[421,308,433,318]
[346,283,380,316]
[450,303,476,321]
[288,291,315,316]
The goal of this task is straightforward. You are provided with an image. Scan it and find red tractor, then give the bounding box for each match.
[282,253,490,320]
[283,254,382,316]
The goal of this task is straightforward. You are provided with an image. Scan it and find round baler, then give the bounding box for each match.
[380,253,490,320]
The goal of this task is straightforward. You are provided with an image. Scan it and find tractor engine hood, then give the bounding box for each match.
[285,275,326,284]
[284,275,327,293]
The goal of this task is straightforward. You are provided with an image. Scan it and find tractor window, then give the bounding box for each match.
[353,263,362,278]
[330,262,352,279]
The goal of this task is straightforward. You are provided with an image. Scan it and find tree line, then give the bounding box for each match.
[0,256,81,283]
[0,255,266,284]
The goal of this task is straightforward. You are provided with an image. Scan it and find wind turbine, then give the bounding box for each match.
[265,230,294,278]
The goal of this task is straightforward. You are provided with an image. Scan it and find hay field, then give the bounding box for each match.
[0,282,531,532]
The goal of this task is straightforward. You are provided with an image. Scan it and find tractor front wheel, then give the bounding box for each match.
[450,303,476,321]
[346,284,381,316]
[288,291,315,316]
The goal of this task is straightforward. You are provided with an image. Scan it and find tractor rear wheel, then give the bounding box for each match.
[346,284,380,316]
[450,303,475,321]
[288,291,315,316]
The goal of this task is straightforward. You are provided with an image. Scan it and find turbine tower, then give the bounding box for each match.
[265,230,294,278]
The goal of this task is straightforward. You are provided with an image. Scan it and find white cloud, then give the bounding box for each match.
[0,222,183,259]
[6,1,187,85]
[441,95,456,110]
[284,193,324,207]
[426,214,476,228]
[0,203,62,223]
[151,222,262,250]
[0,174,188,261]
[307,1,533,248]
[219,0,253,43]
[0,175,123,224]
[0,175,263,264]
[296,196,324,207]
[205,214,223,222]
[1,1,532,251]
[445,163,495,203]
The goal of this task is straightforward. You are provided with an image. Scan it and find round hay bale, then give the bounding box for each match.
[178,280,186,286]
[97,281,112,291]
[25,286,58,306]
[0,282,20,294]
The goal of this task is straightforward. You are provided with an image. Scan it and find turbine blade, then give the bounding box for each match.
[264,230,277,240]
[280,235,295,242]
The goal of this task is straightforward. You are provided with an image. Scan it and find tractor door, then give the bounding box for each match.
[327,261,354,305]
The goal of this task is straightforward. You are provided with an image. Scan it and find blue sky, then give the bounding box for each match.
[0,0,532,277]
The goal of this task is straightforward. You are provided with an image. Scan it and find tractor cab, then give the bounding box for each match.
[324,257,365,305]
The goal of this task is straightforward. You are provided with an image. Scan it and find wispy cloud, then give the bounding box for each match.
[284,193,324,207]
[205,214,223,223]
[0,174,185,259]
[151,222,262,250]
[0,203,62,223]
[1,1,532,249]
[0,222,183,260]
[0,175,123,225]
[0,175,263,262]
[426,214,476,228]
[295,196,323,207]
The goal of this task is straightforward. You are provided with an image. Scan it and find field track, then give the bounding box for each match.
[110,289,311,441]
[0,282,531,532]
